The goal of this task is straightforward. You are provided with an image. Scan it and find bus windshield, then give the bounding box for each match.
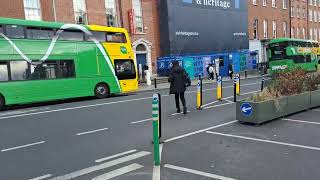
[268,42,288,61]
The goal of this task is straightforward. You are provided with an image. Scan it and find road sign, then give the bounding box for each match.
[240,103,253,116]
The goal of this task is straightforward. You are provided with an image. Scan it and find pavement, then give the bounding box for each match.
[0,77,319,180]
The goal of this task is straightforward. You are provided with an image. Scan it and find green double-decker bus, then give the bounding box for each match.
[0,18,138,110]
[267,38,319,75]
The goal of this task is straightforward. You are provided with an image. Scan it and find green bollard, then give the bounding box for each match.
[152,94,160,166]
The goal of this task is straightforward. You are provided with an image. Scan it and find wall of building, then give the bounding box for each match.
[0,0,25,19]
[248,0,290,40]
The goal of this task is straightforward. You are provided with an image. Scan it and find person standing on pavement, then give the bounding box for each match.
[228,63,234,80]
[208,64,215,81]
[168,60,191,114]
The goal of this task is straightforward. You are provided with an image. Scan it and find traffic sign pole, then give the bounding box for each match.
[152,94,160,166]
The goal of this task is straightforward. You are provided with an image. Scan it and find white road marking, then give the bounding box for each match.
[201,90,259,109]
[130,118,153,124]
[1,141,45,152]
[0,107,50,117]
[164,164,237,180]
[29,174,52,180]
[92,163,143,180]
[0,97,151,120]
[76,128,109,136]
[282,118,320,125]
[203,102,234,110]
[202,101,219,108]
[206,131,320,151]
[171,111,191,116]
[164,120,237,143]
[50,151,151,180]
[225,99,234,104]
[312,109,320,112]
[95,149,137,163]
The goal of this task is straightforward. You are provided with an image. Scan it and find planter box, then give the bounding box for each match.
[286,92,310,115]
[236,97,287,125]
[237,92,314,125]
[310,89,320,108]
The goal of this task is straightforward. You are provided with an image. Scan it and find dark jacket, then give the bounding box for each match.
[168,66,191,94]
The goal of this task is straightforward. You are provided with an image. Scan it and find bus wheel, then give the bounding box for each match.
[0,96,5,111]
[94,83,110,99]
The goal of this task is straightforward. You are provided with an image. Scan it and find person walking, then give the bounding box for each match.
[228,63,234,80]
[168,60,191,114]
[208,64,215,81]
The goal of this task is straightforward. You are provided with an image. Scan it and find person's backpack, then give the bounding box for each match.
[184,71,191,87]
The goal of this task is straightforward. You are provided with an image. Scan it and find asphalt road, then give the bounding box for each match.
[0,77,265,180]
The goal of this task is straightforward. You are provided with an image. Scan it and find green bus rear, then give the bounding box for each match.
[267,38,319,75]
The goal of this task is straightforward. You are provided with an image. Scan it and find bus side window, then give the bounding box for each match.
[0,25,3,34]
[86,31,106,42]
[59,60,75,78]
[26,27,54,40]
[106,32,127,43]
[0,62,9,82]
[5,25,25,39]
[59,30,84,41]
[10,61,29,81]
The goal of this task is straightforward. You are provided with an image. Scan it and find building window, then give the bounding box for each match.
[23,0,42,21]
[315,28,318,41]
[263,0,267,6]
[297,27,300,39]
[291,6,294,17]
[297,6,300,18]
[272,21,277,38]
[310,0,313,5]
[315,0,317,6]
[302,28,306,39]
[310,29,313,40]
[283,0,287,9]
[283,21,287,37]
[105,0,118,27]
[302,8,306,18]
[133,0,143,33]
[318,11,320,21]
[272,0,276,7]
[73,0,87,24]
[309,10,313,21]
[263,20,268,39]
[253,19,258,39]
[253,0,257,5]
[314,11,318,22]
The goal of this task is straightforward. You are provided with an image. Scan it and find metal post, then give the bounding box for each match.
[154,78,157,89]
[196,77,202,110]
[200,75,203,107]
[261,75,265,92]
[152,94,160,166]
[217,76,222,101]
[245,70,247,79]
[234,77,237,102]
[236,74,240,95]
[158,94,162,139]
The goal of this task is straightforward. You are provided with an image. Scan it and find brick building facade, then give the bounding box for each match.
[0,0,160,74]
